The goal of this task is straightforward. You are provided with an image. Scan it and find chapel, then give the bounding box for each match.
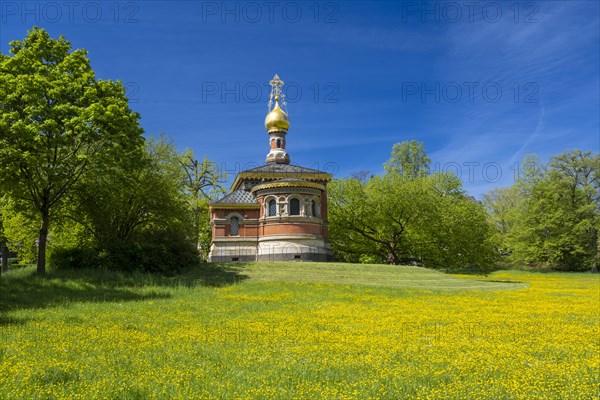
[208,75,332,262]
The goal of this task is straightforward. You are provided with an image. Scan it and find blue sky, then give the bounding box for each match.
[1,1,598,198]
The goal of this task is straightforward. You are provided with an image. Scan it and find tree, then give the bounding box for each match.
[349,170,373,185]
[489,151,599,271]
[550,150,600,270]
[483,186,520,258]
[179,151,225,260]
[328,177,382,263]
[0,27,144,273]
[384,140,431,178]
[550,150,599,207]
[67,137,185,248]
[52,137,200,273]
[331,141,495,271]
[329,171,497,272]
[424,186,497,271]
[0,195,39,267]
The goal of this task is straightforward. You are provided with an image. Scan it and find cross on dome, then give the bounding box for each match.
[268,73,287,112]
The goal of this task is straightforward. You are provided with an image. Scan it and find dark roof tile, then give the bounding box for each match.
[212,190,257,205]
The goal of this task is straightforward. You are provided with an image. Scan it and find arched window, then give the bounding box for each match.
[230,216,239,236]
[276,138,282,148]
[290,198,300,216]
[268,199,277,216]
[311,200,317,217]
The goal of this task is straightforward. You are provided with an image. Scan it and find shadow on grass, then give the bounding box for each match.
[166,262,250,288]
[0,315,27,326]
[483,279,526,284]
[0,263,249,322]
[0,273,173,319]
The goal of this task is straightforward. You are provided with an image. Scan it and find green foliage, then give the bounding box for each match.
[482,186,519,255]
[179,150,226,260]
[66,137,188,248]
[49,247,100,271]
[50,136,203,273]
[106,228,200,274]
[329,162,497,273]
[0,196,38,264]
[484,150,599,271]
[0,27,144,273]
[50,229,199,275]
[384,140,431,178]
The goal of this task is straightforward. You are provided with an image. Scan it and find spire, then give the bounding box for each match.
[268,74,287,112]
[265,74,290,164]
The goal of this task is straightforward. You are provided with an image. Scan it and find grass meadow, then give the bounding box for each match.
[0,262,598,399]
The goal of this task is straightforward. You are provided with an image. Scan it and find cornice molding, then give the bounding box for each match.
[251,180,325,192]
[232,172,332,191]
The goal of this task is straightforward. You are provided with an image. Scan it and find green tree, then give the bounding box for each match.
[52,137,200,273]
[328,177,382,263]
[384,140,431,178]
[492,151,599,271]
[0,27,143,274]
[424,187,497,271]
[180,151,225,260]
[0,196,39,266]
[67,137,186,249]
[551,150,600,270]
[483,186,520,258]
[329,171,496,272]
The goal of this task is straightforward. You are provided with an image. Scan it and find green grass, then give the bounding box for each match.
[214,261,529,290]
[0,262,597,399]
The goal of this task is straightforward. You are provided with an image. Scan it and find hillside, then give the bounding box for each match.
[198,262,528,290]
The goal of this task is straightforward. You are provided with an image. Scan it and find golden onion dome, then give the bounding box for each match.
[265,98,289,133]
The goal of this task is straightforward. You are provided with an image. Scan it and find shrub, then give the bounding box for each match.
[51,229,200,274]
[49,247,100,271]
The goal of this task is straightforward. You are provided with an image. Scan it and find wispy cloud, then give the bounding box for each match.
[509,103,546,165]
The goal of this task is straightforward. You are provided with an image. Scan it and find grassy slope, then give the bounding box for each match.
[0,263,597,399]
[210,262,529,290]
[0,262,525,320]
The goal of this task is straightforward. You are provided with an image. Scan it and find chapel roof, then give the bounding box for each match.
[231,163,332,191]
[210,189,258,206]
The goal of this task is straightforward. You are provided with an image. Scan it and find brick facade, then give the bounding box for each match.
[208,171,332,262]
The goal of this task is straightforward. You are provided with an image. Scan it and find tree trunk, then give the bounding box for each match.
[387,248,400,265]
[37,211,49,275]
[1,239,8,273]
[193,207,200,250]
